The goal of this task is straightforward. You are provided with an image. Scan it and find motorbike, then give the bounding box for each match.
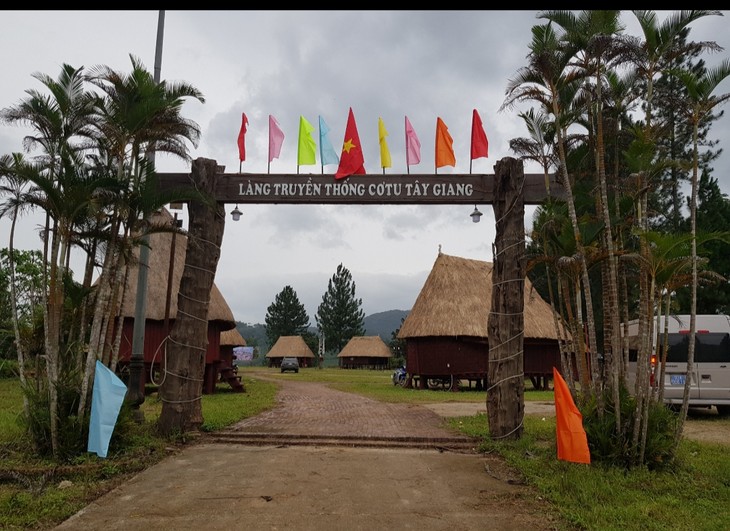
[392,366,407,387]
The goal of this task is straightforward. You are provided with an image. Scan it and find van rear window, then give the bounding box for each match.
[658,332,730,363]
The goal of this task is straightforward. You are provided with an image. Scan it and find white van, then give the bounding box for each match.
[626,314,730,415]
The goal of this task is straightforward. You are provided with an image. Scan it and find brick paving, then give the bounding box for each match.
[222,378,474,445]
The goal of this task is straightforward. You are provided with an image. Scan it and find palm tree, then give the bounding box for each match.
[0,153,38,420]
[672,58,730,446]
[510,107,559,196]
[502,22,601,397]
[0,64,96,457]
[624,10,722,464]
[540,8,631,429]
[78,54,206,419]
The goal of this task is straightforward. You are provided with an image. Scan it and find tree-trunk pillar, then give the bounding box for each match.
[158,158,225,436]
[487,157,525,440]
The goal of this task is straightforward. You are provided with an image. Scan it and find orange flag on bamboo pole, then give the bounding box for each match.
[435,117,456,169]
[553,367,591,464]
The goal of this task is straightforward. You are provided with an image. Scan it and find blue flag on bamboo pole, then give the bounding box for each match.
[87,360,127,458]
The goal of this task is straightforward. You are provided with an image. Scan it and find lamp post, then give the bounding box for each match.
[128,10,165,419]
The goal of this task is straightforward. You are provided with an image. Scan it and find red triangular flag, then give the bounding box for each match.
[553,367,591,464]
[237,112,248,162]
[335,107,366,179]
[471,109,488,160]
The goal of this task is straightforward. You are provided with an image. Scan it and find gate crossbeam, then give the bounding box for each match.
[157,172,562,205]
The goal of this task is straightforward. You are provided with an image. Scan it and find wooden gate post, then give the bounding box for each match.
[487,157,525,440]
[158,158,225,435]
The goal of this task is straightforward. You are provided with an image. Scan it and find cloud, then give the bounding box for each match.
[1,10,729,324]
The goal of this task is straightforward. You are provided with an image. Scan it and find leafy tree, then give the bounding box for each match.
[315,263,365,353]
[675,173,730,314]
[264,285,310,347]
[388,317,406,367]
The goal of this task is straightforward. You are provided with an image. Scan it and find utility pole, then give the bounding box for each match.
[127,10,166,420]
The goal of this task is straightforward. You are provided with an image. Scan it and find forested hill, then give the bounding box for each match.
[235,309,410,354]
[363,309,410,342]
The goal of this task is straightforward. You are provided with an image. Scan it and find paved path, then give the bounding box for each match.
[55,379,562,530]
[217,379,476,448]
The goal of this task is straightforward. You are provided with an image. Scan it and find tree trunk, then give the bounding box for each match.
[158,158,225,436]
[487,157,525,440]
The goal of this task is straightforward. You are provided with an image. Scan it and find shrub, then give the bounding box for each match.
[582,386,678,470]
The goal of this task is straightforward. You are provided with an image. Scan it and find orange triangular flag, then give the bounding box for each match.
[435,117,456,168]
[553,367,591,464]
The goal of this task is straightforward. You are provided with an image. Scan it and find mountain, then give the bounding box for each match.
[234,309,410,354]
[363,309,410,343]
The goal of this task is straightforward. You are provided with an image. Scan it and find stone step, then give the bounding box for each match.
[209,431,478,451]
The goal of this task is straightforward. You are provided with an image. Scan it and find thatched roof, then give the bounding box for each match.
[119,208,235,331]
[337,336,392,358]
[266,336,316,358]
[221,328,246,347]
[397,252,562,340]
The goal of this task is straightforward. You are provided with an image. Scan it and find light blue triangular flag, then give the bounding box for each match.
[319,115,340,166]
[87,360,127,458]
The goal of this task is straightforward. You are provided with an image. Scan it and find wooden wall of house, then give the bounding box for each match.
[404,336,563,389]
[116,318,225,384]
[117,318,223,364]
[338,357,391,370]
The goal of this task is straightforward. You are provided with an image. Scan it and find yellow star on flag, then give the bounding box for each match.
[342,138,356,153]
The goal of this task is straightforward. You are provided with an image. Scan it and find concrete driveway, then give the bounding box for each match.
[55,380,564,530]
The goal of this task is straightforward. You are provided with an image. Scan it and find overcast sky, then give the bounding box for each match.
[1,10,729,324]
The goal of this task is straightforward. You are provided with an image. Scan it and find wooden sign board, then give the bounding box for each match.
[157,172,562,205]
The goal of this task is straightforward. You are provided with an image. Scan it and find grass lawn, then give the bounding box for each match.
[1,367,729,530]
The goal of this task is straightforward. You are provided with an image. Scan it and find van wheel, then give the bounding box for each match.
[716,405,730,417]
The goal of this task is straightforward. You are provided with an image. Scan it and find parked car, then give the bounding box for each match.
[626,314,730,416]
[280,357,299,373]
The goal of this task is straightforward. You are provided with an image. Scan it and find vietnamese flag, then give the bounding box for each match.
[335,107,366,179]
[237,112,248,162]
[471,109,488,159]
[435,117,456,168]
[553,367,591,464]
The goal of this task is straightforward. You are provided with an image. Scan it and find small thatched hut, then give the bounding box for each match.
[338,336,393,369]
[217,328,246,392]
[115,208,238,394]
[266,336,316,368]
[397,252,567,390]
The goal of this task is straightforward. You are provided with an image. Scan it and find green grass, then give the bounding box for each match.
[243,366,554,404]
[0,376,278,530]
[451,409,730,530]
[2,368,729,530]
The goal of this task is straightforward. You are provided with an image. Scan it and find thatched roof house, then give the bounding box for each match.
[337,336,393,369]
[221,328,246,347]
[398,253,560,340]
[266,336,316,368]
[397,252,566,390]
[115,208,237,394]
[220,328,246,367]
[119,208,235,329]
